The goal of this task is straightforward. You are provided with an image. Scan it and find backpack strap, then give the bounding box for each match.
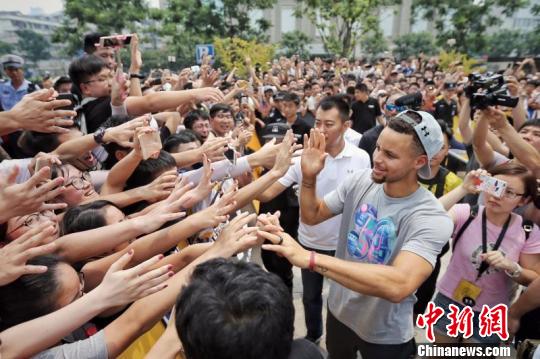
[451,204,480,252]
[434,167,450,198]
[522,220,534,241]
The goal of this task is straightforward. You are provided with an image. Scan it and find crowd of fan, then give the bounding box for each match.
[0,31,540,359]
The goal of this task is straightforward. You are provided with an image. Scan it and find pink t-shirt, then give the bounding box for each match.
[437,204,540,311]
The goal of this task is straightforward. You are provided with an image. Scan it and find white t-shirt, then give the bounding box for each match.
[278,141,371,250]
[344,128,362,146]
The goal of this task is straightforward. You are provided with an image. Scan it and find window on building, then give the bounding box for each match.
[281,8,295,33]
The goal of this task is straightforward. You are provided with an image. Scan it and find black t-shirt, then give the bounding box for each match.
[350,97,381,134]
[81,97,112,133]
[433,98,457,127]
[358,124,384,166]
[270,114,312,146]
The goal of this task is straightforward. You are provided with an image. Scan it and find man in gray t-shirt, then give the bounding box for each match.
[260,110,453,359]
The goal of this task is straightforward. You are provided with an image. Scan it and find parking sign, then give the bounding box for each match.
[195,44,215,64]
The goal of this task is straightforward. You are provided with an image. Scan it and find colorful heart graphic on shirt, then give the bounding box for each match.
[347,203,397,264]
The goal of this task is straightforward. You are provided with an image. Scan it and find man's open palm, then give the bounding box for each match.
[301,129,327,179]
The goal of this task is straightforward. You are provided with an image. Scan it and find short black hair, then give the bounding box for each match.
[68,55,107,92]
[53,76,72,92]
[163,130,200,153]
[519,118,540,132]
[83,32,106,54]
[0,255,62,330]
[281,92,300,105]
[387,115,425,156]
[125,150,176,190]
[209,103,233,119]
[184,110,209,130]
[61,200,120,235]
[318,95,350,122]
[102,115,132,170]
[175,258,294,359]
[436,119,453,142]
[354,83,368,93]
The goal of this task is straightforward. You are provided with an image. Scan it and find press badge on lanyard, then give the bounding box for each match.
[452,209,511,307]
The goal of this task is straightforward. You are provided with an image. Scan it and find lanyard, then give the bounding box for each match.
[476,209,511,280]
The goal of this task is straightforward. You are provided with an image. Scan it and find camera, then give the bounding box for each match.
[395,92,423,111]
[465,73,519,110]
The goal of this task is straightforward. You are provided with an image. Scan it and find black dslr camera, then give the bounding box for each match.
[395,92,423,111]
[465,73,519,110]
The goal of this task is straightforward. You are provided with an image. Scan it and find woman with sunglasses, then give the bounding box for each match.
[433,163,540,345]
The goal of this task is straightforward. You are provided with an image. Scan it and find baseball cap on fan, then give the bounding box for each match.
[394,110,444,179]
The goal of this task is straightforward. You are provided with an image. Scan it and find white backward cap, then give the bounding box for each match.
[395,110,444,179]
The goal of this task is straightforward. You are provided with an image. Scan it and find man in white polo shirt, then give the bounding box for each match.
[257,95,371,343]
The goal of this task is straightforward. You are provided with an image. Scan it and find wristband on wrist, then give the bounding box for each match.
[129,73,145,79]
[309,251,316,272]
[93,127,107,144]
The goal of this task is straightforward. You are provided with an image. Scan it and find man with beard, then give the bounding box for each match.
[259,110,453,359]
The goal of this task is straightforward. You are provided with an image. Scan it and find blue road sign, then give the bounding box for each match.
[195,44,215,64]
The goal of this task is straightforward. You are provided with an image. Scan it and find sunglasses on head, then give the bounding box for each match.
[385,104,406,112]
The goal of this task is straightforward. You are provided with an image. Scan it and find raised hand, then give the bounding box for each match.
[190,87,224,103]
[140,169,178,203]
[271,130,299,177]
[213,211,259,256]
[5,89,76,134]
[301,128,327,180]
[259,230,310,269]
[0,166,66,223]
[91,250,172,307]
[196,186,238,228]
[103,116,148,148]
[179,154,214,208]
[0,224,57,286]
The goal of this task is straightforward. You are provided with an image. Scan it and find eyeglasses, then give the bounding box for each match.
[65,171,92,190]
[215,113,233,119]
[83,76,113,84]
[7,210,56,235]
[502,189,525,199]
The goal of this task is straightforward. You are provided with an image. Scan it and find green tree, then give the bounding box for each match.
[154,0,276,67]
[392,32,438,60]
[0,40,14,54]
[296,0,396,57]
[52,0,149,55]
[279,30,311,58]
[360,28,388,59]
[15,30,51,65]
[484,30,527,57]
[413,0,528,55]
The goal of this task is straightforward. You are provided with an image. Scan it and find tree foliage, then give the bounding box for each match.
[279,30,312,58]
[52,0,149,55]
[413,0,528,55]
[359,27,388,59]
[152,0,277,68]
[296,0,396,57]
[15,30,51,64]
[438,50,484,74]
[214,37,274,77]
[392,32,438,60]
[0,41,14,55]
[484,30,540,57]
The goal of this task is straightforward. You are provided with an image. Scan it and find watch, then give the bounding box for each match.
[505,263,523,278]
[93,127,107,145]
[129,73,145,79]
